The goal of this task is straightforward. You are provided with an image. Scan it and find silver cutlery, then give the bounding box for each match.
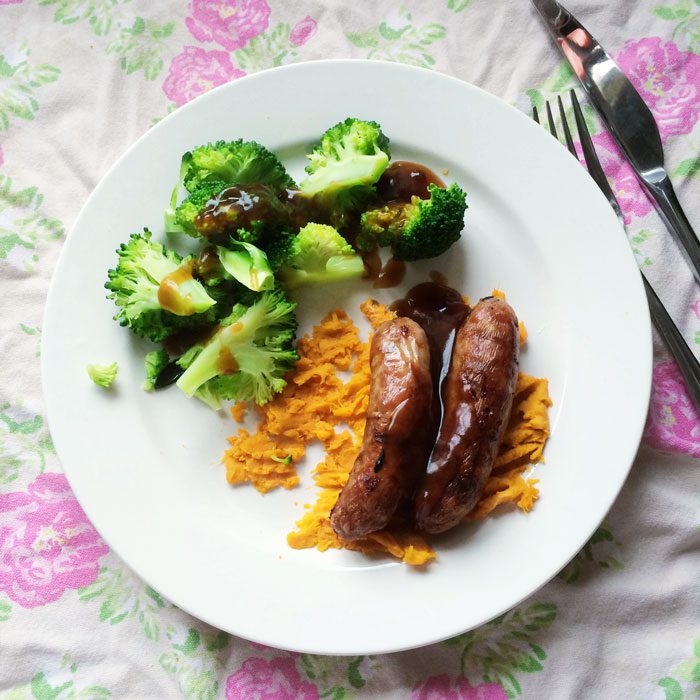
[531,0,700,286]
[534,91,700,411]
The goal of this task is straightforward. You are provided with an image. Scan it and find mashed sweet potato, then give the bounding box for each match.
[222,298,552,565]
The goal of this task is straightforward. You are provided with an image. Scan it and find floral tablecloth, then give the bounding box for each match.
[1,1,699,698]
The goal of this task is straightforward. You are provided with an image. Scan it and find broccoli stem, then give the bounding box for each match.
[176,302,266,397]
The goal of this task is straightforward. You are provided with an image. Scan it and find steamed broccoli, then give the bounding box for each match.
[183,183,291,252]
[217,241,275,292]
[278,223,365,288]
[176,289,298,408]
[180,140,296,194]
[143,349,170,391]
[298,118,390,212]
[165,180,228,237]
[86,362,118,388]
[263,229,296,271]
[105,230,218,342]
[357,183,467,261]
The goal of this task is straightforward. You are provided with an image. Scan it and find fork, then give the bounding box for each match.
[534,90,700,412]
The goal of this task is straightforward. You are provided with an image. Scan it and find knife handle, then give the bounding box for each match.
[643,272,700,411]
[646,175,700,286]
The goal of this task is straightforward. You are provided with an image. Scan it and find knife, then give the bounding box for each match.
[531,0,700,285]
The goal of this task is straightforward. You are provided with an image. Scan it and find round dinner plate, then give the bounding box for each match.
[43,60,652,655]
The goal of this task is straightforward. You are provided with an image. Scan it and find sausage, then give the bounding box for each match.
[330,317,433,540]
[414,297,519,534]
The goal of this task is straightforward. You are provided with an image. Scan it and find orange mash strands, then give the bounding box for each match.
[222,299,552,565]
[287,301,436,566]
[223,310,359,493]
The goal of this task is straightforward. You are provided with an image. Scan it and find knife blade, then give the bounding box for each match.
[531,0,700,285]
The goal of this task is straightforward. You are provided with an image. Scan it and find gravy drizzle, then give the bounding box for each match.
[390,281,470,443]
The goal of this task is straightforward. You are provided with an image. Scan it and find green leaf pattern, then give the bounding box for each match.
[38,0,124,37]
[557,522,624,583]
[36,0,175,80]
[446,0,471,12]
[673,155,700,179]
[159,625,229,700]
[653,636,700,699]
[235,23,302,73]
[0,47,60,131]
[444,602,557,698]
[0,401,55,485]
[19,324,42,357]
[106,17,176,80]
[300,654,379,698]
[526,60,598,135]
[0,175,64,273]
[77,566,166,640]
[653,0,700,53]
[0,597,11,622]
[628,228,654,267]
[0,654,111,700]
[347,7,447,68]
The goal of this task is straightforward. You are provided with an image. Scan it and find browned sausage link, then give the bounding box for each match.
[414,297,519,534]
[330,317,433,541]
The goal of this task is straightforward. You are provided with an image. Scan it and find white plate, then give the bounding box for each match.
[42,60,651,655]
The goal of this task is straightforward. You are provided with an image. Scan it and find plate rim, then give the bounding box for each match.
[41,58,653,655]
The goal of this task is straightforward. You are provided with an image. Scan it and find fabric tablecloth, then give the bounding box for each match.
[1,1,699,698]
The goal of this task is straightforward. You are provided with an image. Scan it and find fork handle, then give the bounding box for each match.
[645,175,700,286]
[643,272,700,411]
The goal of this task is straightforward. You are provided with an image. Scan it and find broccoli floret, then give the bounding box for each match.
[86,362,118,388]
[278,223,365,288]
[105,230,218,342]
[143,349,170,391]
[217,241,275,292]
[188,184,291,250]
[264,229,296,271]
[298,119,390,210]
[176,289,298,408]
[165,180,228,236]
[180,140,296,193]
[357,183,467,261]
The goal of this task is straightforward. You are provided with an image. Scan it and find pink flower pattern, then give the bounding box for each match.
[0,0,23,5]
[615,37,700,142]
[163,46,245,106]
[412,675,507,700]
[225,657,318,699]
[691,300,700,322]
[587,131,654,225]
[186,0,271,51]
[289,16,317,47]
[643,361,700,457]
[0,473,108,608]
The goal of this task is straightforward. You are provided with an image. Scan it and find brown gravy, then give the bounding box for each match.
[157,323,220,389]
[377,161,446,203]
[193,246,222,283]
[373,258,406,288]
[158,261,196,315]
[218,347,240,375]
[195,184,290,244]
[362,249,382,280]
[390,281,470,438]
[162,323,217,356]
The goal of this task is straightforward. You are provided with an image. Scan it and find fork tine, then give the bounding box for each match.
[532,105,540,124]
[570,90,625,226]
[557,95,577,157]
[545,101,558,138]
